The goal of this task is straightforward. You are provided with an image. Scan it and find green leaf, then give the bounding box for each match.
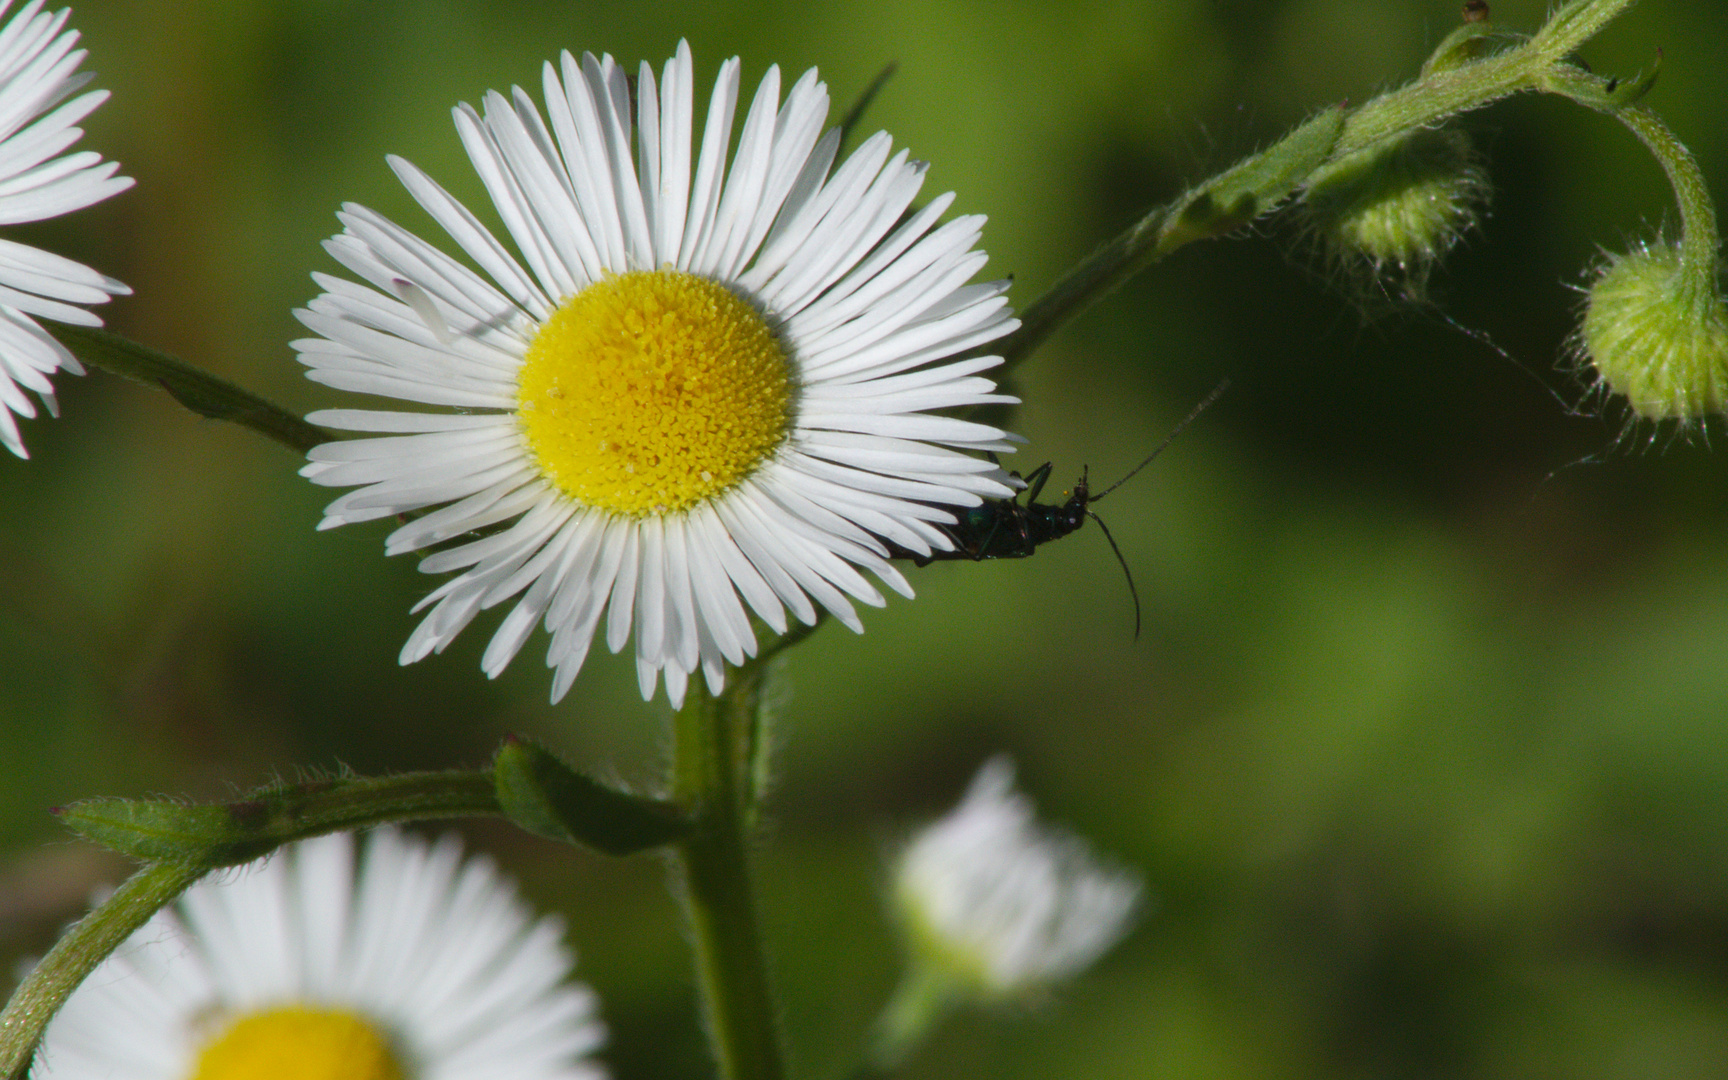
[54,800,279,867]
[55,771,501,866]
[494,737,691,854]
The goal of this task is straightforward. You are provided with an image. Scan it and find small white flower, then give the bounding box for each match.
[0,0,132,459]
[894,757,1141,999]
[294,43,1018,709]
[35,829,607,1080]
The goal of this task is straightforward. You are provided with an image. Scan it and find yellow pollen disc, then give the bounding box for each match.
[189,1006,407,1080]
[516,269,793,516]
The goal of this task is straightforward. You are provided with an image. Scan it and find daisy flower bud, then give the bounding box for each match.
[1301,128,1487,299]
[1576,241,1728,422]
[892,757,1141,1001]
[874,758,1141,1065]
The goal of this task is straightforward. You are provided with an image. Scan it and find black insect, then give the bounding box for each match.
[889,380,1228,638]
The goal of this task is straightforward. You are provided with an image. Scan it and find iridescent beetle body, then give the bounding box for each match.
[886,380,1229,637]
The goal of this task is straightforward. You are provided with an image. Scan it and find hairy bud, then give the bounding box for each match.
[1301,128,1488,300]
[1576,242,1728,421]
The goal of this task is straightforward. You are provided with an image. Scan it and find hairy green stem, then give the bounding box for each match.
[995,0,1644,373]
[0,861,206,1080]
[1,771,506,1077]
[1531,0,1642,60]
[1614,104,1721,309]
[1337,0,1637,159]
[672,676,785,1080]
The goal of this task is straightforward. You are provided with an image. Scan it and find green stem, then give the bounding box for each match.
[1336,0,1639,159]
[1614,104,1721,309]
[0,861,207,1080]
[1530,0,1642,61]
[49,324,331,454]
[993,0,1645,374]
[995,204,1173,372]
[2,771,505,1076]
[998,106,1345,370]
[672,677,785,1080]
[867,966,957,1072]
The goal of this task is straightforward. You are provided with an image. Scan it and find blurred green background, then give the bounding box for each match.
[7,1,1728,1077]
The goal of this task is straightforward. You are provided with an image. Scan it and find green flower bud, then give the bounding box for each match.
[1302,128,1488,301]
[1576,242,1728,421]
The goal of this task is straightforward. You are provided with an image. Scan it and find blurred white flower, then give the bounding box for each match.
[35,828,606,1080]
[294,42,1018,709]
[894,756,1141,999]
[0,0,132,459]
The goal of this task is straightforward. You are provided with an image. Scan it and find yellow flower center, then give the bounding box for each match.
[516,269,793,516]
[189,1006,407,1080]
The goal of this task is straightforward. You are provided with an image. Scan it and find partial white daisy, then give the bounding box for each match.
[294,42,1018,708]
[893,756,1141,1000]
[0,0,133,459]
[35,828,607,1080]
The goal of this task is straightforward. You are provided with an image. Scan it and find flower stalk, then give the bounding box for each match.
[868,965,956,1071]
[49,324,331,455]
[671,659,788,1080]
[995,0,1648,374]
[1611,104,1719,312]
[0,861,207,1080]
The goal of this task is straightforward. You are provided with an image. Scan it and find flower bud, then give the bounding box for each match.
[1576,242,1728,421]
[871,758,1142,1068]
[890,757,1141,1001]
[1302,128,1488,300]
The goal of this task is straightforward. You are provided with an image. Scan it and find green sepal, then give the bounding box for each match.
[1538,53,1660,113]
[1158,104,1346,251]
[49,324,332,455]
[494,736,691,854]
[1421,13,1496,77]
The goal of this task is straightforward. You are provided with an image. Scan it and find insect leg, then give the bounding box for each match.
[1023,462,1054,504]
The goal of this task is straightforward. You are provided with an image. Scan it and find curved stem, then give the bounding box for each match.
[1615,104,1721,309]
[672,676,785,1080]
[0,861,207,1080]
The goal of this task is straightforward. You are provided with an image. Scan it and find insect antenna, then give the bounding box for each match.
[1090,378,1231,503]
[1087,510,1143,640]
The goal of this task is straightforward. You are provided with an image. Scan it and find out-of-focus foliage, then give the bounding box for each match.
[6,2,1728,1077]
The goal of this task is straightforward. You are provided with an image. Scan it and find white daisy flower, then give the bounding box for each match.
[894,757,1141,999]
[34,828,607,1080]
[0,0,133,459]
[294,42,1019,709]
